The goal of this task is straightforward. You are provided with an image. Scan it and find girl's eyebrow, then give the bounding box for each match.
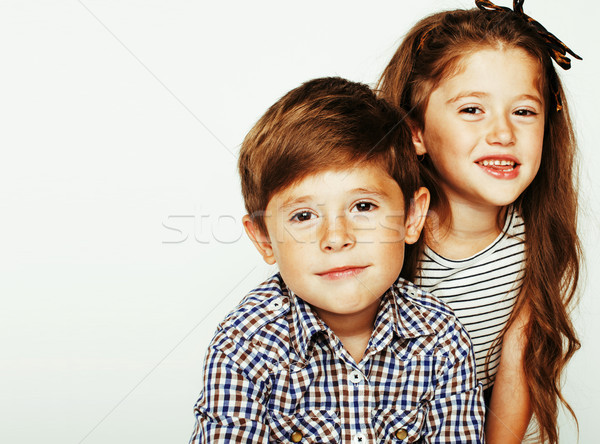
[446,91,488,104]
[447,91,543,105]
[515,94,543,105]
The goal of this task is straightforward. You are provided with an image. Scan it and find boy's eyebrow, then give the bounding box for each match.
[350,187,391,198]
[279,187,391,210]
[279,195,314,211]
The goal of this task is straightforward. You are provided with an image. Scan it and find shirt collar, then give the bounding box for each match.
[389,278,439,338]
[285,277,438,361]
[288,288,329,360]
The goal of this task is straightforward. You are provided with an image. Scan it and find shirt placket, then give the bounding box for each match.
[339,358,377,444]
[326,302,394,443]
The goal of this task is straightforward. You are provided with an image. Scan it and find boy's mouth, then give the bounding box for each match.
[316,266,368,280]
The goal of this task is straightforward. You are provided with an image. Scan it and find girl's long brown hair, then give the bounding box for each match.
[379,8,581,443]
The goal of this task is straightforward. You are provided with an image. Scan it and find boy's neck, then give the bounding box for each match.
[313,299,380,364]
[428,200,505,260]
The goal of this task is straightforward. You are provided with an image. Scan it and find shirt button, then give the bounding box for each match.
[269,299,283,310]
[290,430,303,442]
[352,432,367,444]
[395,428,408,440]
[349,370,363,384]
[353,432,367,443]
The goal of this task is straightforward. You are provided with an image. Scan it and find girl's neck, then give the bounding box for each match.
[427,200,506,260]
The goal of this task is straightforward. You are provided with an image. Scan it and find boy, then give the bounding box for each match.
[190,77,485,443]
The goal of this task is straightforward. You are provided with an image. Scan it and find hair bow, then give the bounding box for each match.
[475,0,582,70]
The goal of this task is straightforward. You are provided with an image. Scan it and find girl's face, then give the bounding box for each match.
[412,47,545,211]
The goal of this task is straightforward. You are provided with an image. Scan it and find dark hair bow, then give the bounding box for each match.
[475,0,582,70]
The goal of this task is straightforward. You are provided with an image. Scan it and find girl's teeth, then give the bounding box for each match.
[481,159,515,166]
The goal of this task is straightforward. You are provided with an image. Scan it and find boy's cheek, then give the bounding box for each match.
[377,215,408,241]
[273,225,320,246]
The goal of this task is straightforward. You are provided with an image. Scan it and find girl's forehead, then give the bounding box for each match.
[437,47,543,96]
[455,46,539,75]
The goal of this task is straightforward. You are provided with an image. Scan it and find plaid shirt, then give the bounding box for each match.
[190,274,485,443]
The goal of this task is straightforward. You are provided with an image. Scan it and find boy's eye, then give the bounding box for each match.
[290,211,315,222]
[460,106,482,114]
[353,202,377,212]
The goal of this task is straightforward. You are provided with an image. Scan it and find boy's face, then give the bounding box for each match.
[244,164,429,322]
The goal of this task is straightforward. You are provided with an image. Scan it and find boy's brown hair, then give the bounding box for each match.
[238,76,420,237]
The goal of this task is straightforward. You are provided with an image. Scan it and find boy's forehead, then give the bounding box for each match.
[268,165,404,210]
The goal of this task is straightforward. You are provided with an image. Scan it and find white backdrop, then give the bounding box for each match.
[1,1,598,443]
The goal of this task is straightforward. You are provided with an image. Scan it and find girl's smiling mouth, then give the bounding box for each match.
[475,156,520,179]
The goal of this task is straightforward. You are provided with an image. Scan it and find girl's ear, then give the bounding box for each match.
[243,215,276,265]
[404,187,430,245]
[410,123,427,156]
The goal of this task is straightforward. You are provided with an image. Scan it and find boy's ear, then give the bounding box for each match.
[243,215,276,265]
[410,123,427,156]
[404,187,430,245]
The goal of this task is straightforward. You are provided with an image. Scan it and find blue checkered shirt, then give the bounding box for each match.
[190,273,485,443]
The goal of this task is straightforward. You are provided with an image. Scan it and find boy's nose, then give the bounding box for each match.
[320,216,355,252]
[486,114,515,146]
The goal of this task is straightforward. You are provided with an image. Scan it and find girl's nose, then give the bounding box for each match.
[486,114,516,146]
[319,216,355,252]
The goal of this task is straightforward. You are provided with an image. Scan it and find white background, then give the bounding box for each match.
[1,1,598,443]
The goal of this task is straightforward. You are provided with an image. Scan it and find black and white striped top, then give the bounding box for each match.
[416,206,526,389]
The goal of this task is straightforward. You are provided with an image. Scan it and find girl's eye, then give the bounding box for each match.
[514,108,537,116]
[460,106,482,114]
[353,202,377,212]
[290,211,315,222]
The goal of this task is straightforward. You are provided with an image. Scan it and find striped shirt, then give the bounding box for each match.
[190,273,485,443]
[416,206,526,389]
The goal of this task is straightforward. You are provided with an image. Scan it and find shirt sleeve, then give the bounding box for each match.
[421,320,486,443]
[189,339,271,444]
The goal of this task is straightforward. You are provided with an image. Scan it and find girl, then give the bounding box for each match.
[378,1,581,443]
